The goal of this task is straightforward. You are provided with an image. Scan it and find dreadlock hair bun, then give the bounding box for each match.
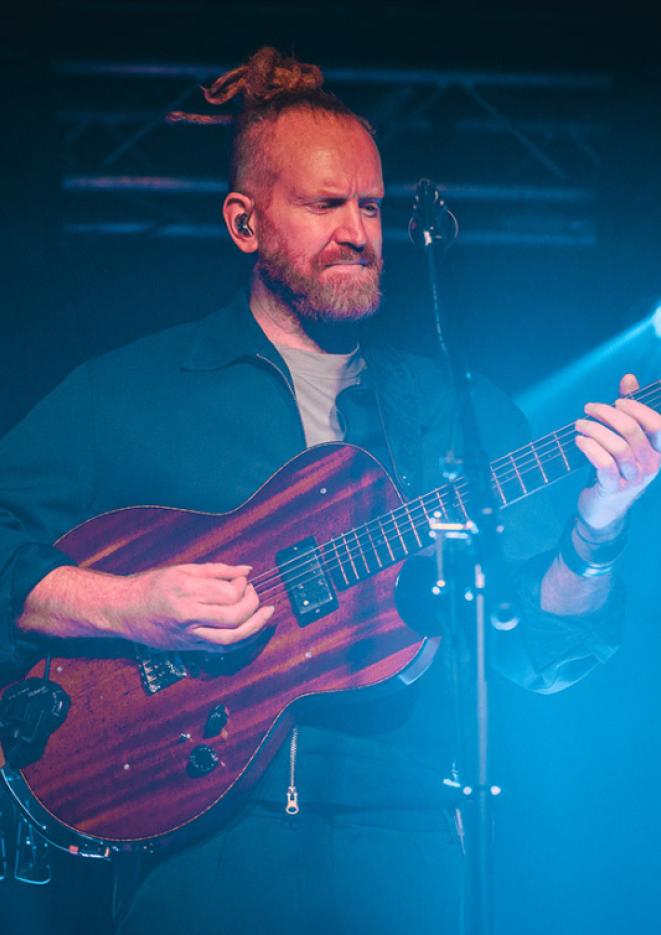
[167,47,372,195]
[203,47,324,109]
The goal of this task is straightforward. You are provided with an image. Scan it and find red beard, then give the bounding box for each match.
[255,230,383,323]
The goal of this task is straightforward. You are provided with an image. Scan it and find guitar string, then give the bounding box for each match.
[247,385,661,599]
[248,450,579,603]
[247,384,661,596]
[467,381,660,476]
[470,383,661,485]
[259,380,661,590]
[249,437,660,607]
[213,383,660,601]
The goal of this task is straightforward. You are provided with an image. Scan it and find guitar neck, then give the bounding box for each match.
[317,380,661,591]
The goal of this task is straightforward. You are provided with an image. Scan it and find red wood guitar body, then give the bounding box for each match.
[2,445,430,854]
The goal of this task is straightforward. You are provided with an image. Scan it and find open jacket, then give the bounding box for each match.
[0,295,622,816]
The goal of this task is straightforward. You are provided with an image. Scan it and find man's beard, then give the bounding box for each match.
[255,229,383,324]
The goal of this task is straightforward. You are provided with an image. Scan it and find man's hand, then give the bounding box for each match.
[121,563,275,650]
[20,562,276,652]
[575,373,661,530]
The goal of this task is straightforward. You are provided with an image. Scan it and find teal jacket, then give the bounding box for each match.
[0,295,621,814]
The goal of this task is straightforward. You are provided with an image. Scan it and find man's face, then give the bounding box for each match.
[254,110,384,323]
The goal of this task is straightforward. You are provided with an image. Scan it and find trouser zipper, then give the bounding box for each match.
[285,727,300,815]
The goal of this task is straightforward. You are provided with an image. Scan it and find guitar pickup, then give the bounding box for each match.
[276,536,338,626]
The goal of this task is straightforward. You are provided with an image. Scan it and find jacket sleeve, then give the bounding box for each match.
[491,551,623,694]
[0,364,95,670]
[469,378,624,694]
[413,360,624,694]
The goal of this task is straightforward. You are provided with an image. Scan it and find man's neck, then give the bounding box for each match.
[249,276,361,355]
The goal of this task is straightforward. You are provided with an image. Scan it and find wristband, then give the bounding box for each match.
[558,515,628,578]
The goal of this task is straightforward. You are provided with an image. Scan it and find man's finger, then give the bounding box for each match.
[575,418,640,479]
[196,575,250,605]
[582,403,648,444]
[187,562,253,577]
[574,435,622,490]
[583,401,661,471]
[191,605,276,648]
[619,372,640,396]
[615,397,661,433]
[193,583,261,627]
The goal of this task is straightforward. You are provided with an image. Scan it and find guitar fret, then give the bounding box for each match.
[455,486,468,520]
[491,468,506,505]
[391,513,409,557]
[432,490,449,521]
[420,498,434,533]
[352,529,371,576]
[532,444,549,484]
[330,539,350,587]
[553,430,570,472]
[341,534,360,580]
[364,523,384,569]
[377,518,396,563]
[510,453,527,495]
[403,502,423,548]
[418,497,437,543]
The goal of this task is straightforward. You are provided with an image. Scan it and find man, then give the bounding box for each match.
[1,48,660,933]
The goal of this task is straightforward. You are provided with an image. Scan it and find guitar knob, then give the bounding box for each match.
[204,704,229,738]
[186,745,220,777]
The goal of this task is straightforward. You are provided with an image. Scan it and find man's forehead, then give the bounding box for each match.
[267,110,383,191]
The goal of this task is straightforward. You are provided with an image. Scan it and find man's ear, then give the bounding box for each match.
[222,192,258,253]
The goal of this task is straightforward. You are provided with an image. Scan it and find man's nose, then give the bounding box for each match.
[334,202,368,249]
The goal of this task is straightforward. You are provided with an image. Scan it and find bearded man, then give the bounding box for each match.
[0,48,660,934]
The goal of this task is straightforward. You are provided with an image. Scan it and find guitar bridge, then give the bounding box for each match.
[136,650,188,695]
[276,536,338,626]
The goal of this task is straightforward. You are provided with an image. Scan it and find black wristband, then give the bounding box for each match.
[558,515,628,578]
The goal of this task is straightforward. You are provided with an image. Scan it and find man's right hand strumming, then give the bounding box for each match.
[18,563,276,652]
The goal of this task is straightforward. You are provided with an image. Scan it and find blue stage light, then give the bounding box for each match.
[653,305,661,338]
[518,305,661,429]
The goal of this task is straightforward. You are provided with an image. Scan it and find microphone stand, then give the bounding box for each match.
[410,180,512,935]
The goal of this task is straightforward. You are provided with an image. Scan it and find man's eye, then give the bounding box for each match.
[362,203,381,216]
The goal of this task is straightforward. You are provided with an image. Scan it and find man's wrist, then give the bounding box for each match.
[19,566,126,640]
[574,511,628,543]
[558,514,629,578]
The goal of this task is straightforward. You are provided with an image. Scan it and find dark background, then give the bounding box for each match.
[1,3,660,933]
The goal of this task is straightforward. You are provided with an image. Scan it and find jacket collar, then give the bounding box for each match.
[179,292,280,372]
[180,290,386,380]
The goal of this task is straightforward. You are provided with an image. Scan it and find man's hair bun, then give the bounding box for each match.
[203,47,324,109]
[167,47,371,194]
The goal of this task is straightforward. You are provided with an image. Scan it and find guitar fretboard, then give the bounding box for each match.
[315,379,661,591]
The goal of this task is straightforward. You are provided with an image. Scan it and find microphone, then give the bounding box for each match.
[408,178,459,250]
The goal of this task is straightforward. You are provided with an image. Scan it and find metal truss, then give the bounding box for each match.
[55,60,612,247]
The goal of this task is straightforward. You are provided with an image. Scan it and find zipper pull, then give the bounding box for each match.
[285,726,300,815]
[285,785,300,815]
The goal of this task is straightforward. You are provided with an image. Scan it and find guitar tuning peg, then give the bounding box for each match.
[14,815,51,885]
